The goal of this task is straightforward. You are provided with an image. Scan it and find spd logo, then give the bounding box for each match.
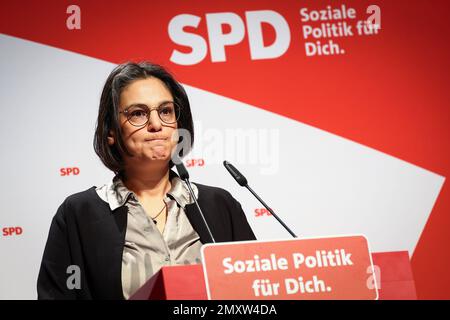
[2,226,23,236]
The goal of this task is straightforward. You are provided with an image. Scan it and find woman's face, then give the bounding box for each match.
[108,77,178,167]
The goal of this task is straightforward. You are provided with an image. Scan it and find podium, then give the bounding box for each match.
[130,264,207,300]
[371,251,417,300]
[130,251,416,300]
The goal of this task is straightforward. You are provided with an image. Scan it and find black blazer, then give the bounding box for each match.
[37,183,256,300]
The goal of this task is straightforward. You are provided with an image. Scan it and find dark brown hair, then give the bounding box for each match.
[93,61,194,175]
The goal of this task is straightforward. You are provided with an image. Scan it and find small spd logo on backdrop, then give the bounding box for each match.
[2,227,23,237]
[60,167,80,176]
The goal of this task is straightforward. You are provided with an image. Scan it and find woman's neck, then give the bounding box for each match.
[122,163,171,198]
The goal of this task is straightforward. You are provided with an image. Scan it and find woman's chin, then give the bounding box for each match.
[146,150,171,162]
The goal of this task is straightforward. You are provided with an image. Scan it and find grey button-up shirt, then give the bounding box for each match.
[96,173,203,299]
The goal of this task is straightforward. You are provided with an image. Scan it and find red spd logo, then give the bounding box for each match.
[254,208,273,217]
[169,10,291,65]
[2,226,23,236]
[60,167,80,176]
[186,159,205,168]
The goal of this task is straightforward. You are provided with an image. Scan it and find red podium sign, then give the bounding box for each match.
[201,235,378,300]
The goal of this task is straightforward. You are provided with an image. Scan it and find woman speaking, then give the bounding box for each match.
[37,62,256,300]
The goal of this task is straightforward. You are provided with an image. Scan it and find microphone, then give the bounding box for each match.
[175,162,216,243]
[176,161,189,180]
[223,160,298,238]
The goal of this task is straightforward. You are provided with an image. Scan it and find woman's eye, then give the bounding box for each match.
[131,110,147,117]
[160,107,173,115]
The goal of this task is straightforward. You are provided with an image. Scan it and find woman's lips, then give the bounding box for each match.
[145,137,167,141]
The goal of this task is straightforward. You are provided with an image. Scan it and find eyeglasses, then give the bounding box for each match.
[119,101,180,126]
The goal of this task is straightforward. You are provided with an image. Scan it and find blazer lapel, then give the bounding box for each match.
[184,203,215,244]
[109,205,128,299]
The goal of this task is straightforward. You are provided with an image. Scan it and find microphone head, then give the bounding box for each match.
[176,162,190,180]
[223,160,248,187]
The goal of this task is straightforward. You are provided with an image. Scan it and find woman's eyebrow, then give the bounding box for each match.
[156,99,175,106]
[125,103,147,108]
[124,100,174,109]
[121,103,146,112]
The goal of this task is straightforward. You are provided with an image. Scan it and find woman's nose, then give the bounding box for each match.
[147,109,162,131]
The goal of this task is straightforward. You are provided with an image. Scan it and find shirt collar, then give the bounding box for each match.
[166,173,198,209]
[96,170,198,212]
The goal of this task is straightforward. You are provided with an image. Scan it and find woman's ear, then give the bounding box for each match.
[107,130,115,146]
